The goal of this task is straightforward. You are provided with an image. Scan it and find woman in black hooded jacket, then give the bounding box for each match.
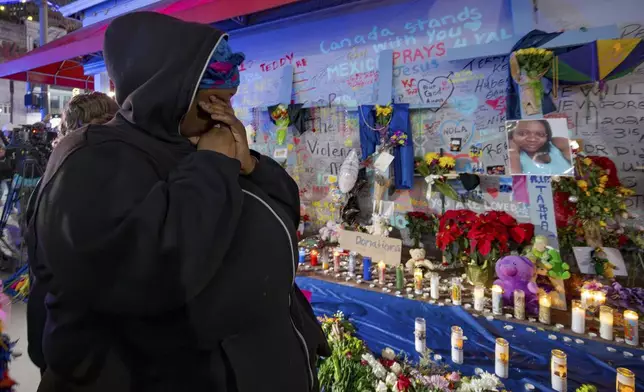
[28,12,328,392]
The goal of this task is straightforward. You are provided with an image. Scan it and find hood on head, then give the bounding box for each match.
[103,12,226,143]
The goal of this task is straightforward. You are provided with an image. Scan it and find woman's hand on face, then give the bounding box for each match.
[196,123,236,160]
[199,97,256,174]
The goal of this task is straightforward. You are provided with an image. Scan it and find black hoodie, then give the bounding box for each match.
[28,12,328,392]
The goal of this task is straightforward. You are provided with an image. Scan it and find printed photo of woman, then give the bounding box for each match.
[507,118,574,176]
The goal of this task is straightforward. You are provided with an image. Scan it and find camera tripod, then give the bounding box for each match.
[0,156,42,270]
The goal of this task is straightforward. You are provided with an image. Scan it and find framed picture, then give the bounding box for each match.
[506,118,574,176]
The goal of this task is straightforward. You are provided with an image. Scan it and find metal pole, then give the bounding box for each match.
[39,0,49,120]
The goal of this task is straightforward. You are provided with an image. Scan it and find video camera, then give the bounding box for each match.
[3,124,56,180]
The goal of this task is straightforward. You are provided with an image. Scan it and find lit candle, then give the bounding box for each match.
[491,285,503,315]
[599,305,614,341]
[571,300,585,335]
[539,295,551,325]
[363,257,372,281]
[299,248,306,264]
[624,310,639,346]
[451,326,464,364]
[594,291,606,307]
[378,261,386,285]
[430,273,440,300]
[395,265,404,290]
[414,268,423,295]
[514,290,525,320]
[495,338,509,379]
[347,252,356,276]
[581,289,592,308]
[473,285,485,312]
[616,368,635,392]
[415,317,426,353]
[333,250,341,272]
[451,277,462,306]
[310,249,318,266]
[551,349,567,392]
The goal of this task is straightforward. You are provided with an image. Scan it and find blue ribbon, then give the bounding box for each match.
[358,105,379,160]
[389,103,413,189]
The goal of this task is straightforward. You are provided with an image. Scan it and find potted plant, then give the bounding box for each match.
[466,211,534,285]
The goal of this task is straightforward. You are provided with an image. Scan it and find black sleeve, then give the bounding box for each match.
[245,150,300,226]
[36,142,243,315]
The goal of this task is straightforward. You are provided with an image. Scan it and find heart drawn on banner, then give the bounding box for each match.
[417,74,454,112]
[293,136,301,145]
[486,187,499,199]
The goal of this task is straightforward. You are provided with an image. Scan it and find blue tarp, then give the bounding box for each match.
[297,277,644,391]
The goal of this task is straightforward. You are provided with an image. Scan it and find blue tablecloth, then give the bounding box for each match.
[297,277,644,391]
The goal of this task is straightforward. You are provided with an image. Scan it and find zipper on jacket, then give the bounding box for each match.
[242,189,314,390]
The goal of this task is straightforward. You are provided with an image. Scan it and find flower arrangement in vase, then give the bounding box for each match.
[553,155,635,249]
[415,152,459,201]
[510,47,553,115]
[466,211,534,285]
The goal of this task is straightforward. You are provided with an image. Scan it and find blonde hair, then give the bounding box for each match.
[60,92,119,135]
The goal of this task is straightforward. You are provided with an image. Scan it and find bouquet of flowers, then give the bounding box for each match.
[375,104,393,128]
[416,153,459,201]
[435,210,478,264]
[510,47,553,115]
[389,130,408,147]
[513,48,553,79]
[406,212,439,249]
[270,104,290,145]
[467,211,534,266]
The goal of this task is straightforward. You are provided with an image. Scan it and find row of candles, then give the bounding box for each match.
[414,318,636,391]
[300,248,641,347]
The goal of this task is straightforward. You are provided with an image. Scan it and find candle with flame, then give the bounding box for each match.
[451,326,464,364]
[514,290,525,320]
[571,300,585,334]
[310,249,318,266]
[414,268,423,295]
[539,295,551,325]
[473,285,485,312]
[624,310,639,346]
[495,338,509,379]
[378,261,386,285]
[551,350,567,392]
[430,273,440,300]
[491,285,503,315]
[599,305,613,341]
[616,368,635,392]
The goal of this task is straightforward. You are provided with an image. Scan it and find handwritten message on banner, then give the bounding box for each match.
[339,230,403,266]
[527,175,559,248]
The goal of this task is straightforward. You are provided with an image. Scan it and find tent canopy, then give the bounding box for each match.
[0,0,303,89]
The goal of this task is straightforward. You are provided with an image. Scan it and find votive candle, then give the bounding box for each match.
[599,305,614,341]
[473,285,485,312]
[514,290,525,320]
[310,249,318,266]
[333,250,341,272]
[347,252,356,276]
[321,249,329,270]
[594,291,606,307]
[624,310,639,346]
[451,326,464,364]
[363,256,372,281]
[395,265,404,290]
[414,268,423,295]
[415,317,426,353]
[571,300,585,335]
[539,295,551,325]
[491,285,503,315]
[430,273,440,300]
[299,248,306,264]
[495,338,509,379]
[378,261,386,285]
[581,289,592,308]
[616,368,635,392]
[551,349,567,392]
[451,277,462,306]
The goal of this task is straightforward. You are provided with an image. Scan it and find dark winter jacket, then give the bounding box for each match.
[27,12,328,392]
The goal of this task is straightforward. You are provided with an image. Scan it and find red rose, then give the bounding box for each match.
[619,234,629,247]
[397,375,412,391]
[554,192,576,227]
[589,156,620,187]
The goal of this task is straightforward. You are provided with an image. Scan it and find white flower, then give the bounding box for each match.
[376,380,389,392]
[386,372,398,387]
[390,362,403,375]
[372,363,387,380]
[381,347,396,361]
[361,353,376,364]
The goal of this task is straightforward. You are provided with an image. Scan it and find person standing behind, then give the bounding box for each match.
[26,91,119,375]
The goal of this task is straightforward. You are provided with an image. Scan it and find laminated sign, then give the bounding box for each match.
[339,230,402,266]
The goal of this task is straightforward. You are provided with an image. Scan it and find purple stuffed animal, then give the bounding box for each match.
[493,255,539,314]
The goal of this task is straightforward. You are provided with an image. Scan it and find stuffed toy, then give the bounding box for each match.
[493,255,539,314]
[366,213,392,237]
[319,221,340,243]
[405,248,432,273]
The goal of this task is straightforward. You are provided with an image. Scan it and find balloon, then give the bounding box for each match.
[338,150,359,193]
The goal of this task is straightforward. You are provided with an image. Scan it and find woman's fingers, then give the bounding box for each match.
[209,96,235,115]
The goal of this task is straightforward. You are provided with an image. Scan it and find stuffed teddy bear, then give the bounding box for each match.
[366,213,392,237]
[493,255,539,314]
[319,220,340,243]
[405,248,432,272]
